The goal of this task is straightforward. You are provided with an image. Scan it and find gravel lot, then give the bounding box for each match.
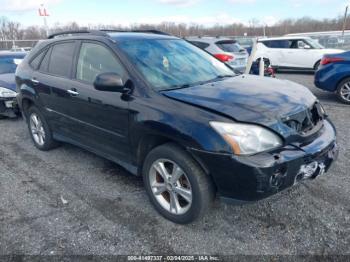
[0,72,349,256]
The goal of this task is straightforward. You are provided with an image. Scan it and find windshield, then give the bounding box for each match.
[118,39,235,91]
[0,57,23,74]
[306,38,324,49]
[216,41,243,53]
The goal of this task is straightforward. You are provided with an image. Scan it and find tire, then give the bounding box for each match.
[314,61,321,71]
[26,106,59,150]
[142,143,215,224]
[336,78,350,105]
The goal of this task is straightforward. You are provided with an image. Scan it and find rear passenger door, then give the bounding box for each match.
[32,41,78,130]
[66,41,131,162]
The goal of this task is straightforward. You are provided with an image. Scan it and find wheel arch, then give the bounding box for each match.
[136,134,216,190]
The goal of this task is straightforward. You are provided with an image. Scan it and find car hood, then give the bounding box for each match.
[0,73,16,91]
[162,75,317,138]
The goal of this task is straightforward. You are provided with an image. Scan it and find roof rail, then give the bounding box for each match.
[48,29,171,39]
[48,30,108,39]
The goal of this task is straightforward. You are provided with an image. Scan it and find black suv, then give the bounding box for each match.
[16,30,338,224]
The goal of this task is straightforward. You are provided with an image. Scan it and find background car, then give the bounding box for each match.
[186,36,248,72]
[254,36,343,71]
[315,51,350,104]
[0,51,26,118]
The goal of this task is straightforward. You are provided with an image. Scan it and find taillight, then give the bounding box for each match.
[214,54,234,62]
[320,57,344,65]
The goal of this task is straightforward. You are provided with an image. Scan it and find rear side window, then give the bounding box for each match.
[216,40,242,52]
[189,41,210,50]
[39,48,51,72]
[48,42,76,78]
[30,49,47,70]
[76,42,126,84]
[261,40,290,48]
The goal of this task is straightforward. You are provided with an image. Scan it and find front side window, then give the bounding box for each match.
[48,42,75,78]
[118,39,235,91]
[262,40,290,49]
[76,42,126,84]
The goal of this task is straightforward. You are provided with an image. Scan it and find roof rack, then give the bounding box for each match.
[48,29,170,39]
[47,30,108,39]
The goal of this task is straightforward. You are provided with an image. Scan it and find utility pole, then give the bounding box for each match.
[342,5,348,37]
[38,4,50,37]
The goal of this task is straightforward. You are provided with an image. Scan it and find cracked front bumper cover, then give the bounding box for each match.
[0,97,19,118]
[189,120,338,203]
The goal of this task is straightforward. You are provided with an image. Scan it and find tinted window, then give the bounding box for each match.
[48,42,75,78]
[216,40,242,52]
[76,42,125,84]
[261,40,290,48]
[39,48,51,72]
[30,49,47,70]
[189,41,210,50]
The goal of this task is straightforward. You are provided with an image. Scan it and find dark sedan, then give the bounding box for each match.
[315,51,350,104]
[0,51,26,118]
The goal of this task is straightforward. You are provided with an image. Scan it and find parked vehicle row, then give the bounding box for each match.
[15,30,338,224]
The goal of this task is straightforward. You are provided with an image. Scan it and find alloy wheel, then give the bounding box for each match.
[340,82,350,102]
[29,113,46,146]
[149,159,192,215]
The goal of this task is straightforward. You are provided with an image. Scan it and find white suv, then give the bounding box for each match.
[254,36,343,71]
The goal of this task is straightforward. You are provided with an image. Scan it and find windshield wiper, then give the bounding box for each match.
[164,83,192,91]
[201,74,234,85]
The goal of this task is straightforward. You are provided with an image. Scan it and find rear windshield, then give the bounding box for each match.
[0,56,23,74]
[216,40,243,53]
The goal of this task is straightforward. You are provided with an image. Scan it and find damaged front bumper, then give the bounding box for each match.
[189,120,338,203]
[0,96,19,118]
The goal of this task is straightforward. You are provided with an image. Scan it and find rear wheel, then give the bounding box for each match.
[336,78,350,104]
[143,143,215,224]
[27,106,59,150]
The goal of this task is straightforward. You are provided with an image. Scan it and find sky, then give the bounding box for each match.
[0,0,349,27]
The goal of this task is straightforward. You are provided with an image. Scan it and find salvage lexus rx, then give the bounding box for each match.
[15,30,338,224]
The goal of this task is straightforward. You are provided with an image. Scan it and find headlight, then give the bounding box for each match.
[0,87,17,98]
[210,122,283,155]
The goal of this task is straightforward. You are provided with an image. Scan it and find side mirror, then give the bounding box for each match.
[94,73,125,92]
[303,45,311,49]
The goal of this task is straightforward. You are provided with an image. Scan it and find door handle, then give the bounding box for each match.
[67,89,79,96]
[31,78,39,85]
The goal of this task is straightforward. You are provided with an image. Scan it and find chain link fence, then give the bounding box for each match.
[0,40,39,51]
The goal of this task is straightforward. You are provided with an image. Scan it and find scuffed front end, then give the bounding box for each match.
[190,120,338,202]
[0,96,19,118]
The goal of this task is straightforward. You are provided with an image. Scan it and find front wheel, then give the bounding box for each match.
[143,143,215,224]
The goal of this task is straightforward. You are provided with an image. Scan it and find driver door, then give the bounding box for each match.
[67,41,131,162]
[287,39,315,69]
